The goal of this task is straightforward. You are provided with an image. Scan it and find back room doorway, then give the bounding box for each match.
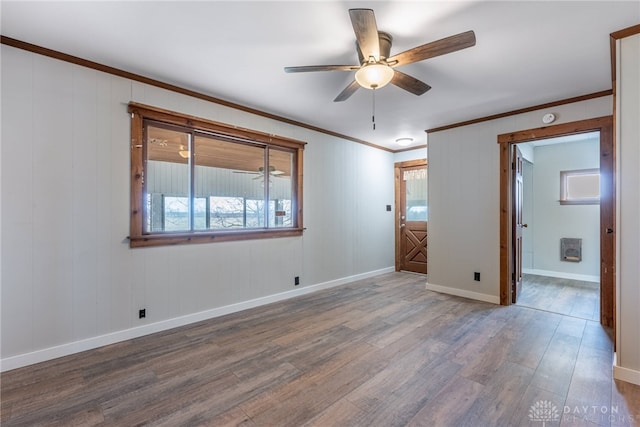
[516,133,602,321]
[498,116,615,331]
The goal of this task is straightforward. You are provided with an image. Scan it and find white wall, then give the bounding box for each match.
[0,45,396,370]
[427,96,612,304]
[528,139,600,280]
[615,33,640,384]
[393,147,428,163]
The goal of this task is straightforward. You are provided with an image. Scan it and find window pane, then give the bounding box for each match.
[193,134,265,229]
[164,196,190,231]
[566,173,599,199]
[146,124,191,232]
[210,196,244,229]
[246,199,266,228]
[269,149,294,227]
[561,169,600,204]
[194,197,207,230]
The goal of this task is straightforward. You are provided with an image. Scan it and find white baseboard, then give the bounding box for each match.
[425,282,500,305]
[0,267,394,372]
[613,362,640,386]
[523,268,600,283]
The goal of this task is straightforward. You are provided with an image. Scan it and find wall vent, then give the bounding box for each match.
[561,238,582,262]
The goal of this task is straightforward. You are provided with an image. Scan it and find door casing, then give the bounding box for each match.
[395,159,428,273]
[498,116,615,330]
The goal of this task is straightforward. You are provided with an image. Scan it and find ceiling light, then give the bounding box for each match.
[178,145,190,159]
[395,138,413,147]
[355,62,395,89]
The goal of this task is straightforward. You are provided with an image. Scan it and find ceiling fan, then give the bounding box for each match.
[233,166,285,179]
[285,8,476,102]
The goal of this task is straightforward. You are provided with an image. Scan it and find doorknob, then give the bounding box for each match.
[522,224,528,228]
[400,224,406,228]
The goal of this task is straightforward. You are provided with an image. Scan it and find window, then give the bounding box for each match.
[129,103,305,247]
[560,168,600,205]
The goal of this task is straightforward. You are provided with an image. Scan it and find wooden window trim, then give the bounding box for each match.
[128,102,305,248]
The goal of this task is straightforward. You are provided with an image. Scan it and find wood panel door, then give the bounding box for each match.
[599,122,615,329]
[395,160,428,274]
[512,145,524,303]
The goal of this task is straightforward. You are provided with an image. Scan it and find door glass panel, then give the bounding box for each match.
[404,168,428,221]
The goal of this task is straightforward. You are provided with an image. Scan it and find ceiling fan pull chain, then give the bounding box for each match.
[372,88,376,131]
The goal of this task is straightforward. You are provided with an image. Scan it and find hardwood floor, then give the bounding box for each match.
[518,274,600,321]
[1,272,639,426]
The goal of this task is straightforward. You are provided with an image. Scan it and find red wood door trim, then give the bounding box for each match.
[498,116,615,330]
[395,159,427,273]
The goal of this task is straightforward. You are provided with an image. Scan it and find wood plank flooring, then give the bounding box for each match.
[2,272,639,426]
[518,274,600,321]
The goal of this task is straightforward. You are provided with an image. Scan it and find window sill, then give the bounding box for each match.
[129,228,304,248]
[559,200,600,205]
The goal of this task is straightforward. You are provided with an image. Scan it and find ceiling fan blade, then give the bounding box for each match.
[391,71,431,96]
[334,80,360,102]
[233,171,260,175]
[387,30,476,67]
[349,9,380,62]
[284,65,360,73]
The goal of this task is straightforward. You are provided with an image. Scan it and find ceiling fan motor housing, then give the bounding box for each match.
[358,31,393,63]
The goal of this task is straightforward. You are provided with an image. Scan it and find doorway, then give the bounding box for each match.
[498,116,615,329]
[515,133,602,321]
[395,159,428,274]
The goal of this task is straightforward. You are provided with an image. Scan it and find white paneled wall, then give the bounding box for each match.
[427,96,613,303]
[0,45,395,369]
[615,33,640,383]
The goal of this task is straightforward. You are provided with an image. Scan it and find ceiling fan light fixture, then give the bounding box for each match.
[178,145,190,159]
[355,62,394,89]
[395,137,413,147]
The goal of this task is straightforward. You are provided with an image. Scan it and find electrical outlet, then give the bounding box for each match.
[294,276,300,286]
[474,272,480,281]
[139,309,146,319]
[386,205,392,212]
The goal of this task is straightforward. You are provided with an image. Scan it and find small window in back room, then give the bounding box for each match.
[560,168,600,205]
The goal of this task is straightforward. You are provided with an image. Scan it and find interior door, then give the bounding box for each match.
[599,125,615,328]
[512,145,524,303]
[396,162,428,274]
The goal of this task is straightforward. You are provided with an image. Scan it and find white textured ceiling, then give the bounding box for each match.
[2,1,638,150]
